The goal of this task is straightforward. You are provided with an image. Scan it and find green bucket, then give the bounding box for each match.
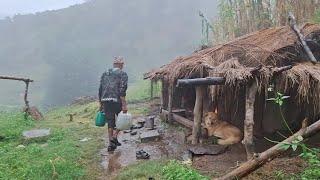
[95,111,106,127]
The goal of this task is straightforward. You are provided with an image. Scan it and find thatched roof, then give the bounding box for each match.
[145,23,320,117]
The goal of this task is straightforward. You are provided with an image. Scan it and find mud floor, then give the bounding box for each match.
[100,115,188,176]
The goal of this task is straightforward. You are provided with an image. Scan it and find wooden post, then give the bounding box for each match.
[24,81,30,111]
[192,86,205,144]
[288,12,317,63]
[167,84,173,122]
[150,81,154,100]
[243,82,258,160]
[218,119,320,180]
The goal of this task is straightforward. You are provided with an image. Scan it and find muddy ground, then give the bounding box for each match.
[97,101,316,179]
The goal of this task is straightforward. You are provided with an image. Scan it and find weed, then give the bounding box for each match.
[162,160,209,180]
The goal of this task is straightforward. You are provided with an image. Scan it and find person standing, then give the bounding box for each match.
[98,57,128,152]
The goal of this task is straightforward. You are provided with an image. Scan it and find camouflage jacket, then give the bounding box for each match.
[98,68,128,102]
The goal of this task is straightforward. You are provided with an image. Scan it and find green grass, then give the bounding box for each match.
[115,160,167,180]
[115,160,208,180]
[0,102,106,180]
[127,80,161,103]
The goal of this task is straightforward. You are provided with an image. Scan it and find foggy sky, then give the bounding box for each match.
[0,0,85,18]
[0,0,219,107]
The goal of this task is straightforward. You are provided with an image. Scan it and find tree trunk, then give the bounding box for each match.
[192,86,205,144]
[243,82,258,160]
[218,119,320,180]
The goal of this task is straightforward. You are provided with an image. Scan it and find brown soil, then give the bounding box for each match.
[245,156,307,180]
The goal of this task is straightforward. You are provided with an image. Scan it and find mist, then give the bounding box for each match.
[0,0,218,108]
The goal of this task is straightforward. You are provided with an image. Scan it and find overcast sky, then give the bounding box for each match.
[0,0,86,17]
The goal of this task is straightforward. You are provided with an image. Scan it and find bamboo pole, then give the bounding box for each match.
[243,82,258,160]
[192,86,205,144]
[218,119,320,180]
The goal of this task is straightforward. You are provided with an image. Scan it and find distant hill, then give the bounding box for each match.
[0,0,217,107]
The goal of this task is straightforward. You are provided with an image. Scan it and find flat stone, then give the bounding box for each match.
[188,144,228,155]
[140,130,160,143]
[22,129,51,139]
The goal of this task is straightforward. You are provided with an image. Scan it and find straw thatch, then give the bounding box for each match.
[145,23,320,118]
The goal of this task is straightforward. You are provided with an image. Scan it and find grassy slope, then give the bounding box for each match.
[0,80,157,179]
[0,103,106,179]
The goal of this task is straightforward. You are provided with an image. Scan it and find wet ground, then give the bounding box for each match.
[99,115,188,177]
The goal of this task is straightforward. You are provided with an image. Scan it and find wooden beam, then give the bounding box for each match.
[177,77,225,87]
[162,110,193,128]
[218,119,320,180]
[243,82,258,160]
[288,13,317,63]
[0,76,33,82]
[192,86,205,144]
[176,65,262,87]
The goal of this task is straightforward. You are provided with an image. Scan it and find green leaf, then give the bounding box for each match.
[292,144,298,151]
[280,143,291,150]
[279,100,283,106]
[297,135,303,141]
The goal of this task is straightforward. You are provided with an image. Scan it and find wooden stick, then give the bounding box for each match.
[243,82,258,160]
[273,65,293,75]
[0,75,34,82]
[218,119,320,180]
[288,13,317,63]
[192,86,205,144]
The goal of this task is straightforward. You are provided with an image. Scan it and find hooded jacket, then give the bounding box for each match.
[98,68,128,102]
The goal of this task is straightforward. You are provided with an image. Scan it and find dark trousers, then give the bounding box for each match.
[102,101,121,129]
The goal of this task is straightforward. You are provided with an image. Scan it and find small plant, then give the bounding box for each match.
[162,160,209,180]
[267,91,293,134]
[267,90,320,179]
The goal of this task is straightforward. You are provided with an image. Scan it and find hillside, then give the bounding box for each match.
[0,0,217,107]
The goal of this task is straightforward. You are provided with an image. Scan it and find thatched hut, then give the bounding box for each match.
[145,23,320,159]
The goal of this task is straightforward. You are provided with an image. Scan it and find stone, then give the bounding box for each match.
[16,144,26,149]
[79,137,91,142]
[140,130,160,143]
[22,129,51,139]
[188,144,228,155]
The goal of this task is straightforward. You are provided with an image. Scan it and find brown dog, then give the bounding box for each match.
[204,111,242,145]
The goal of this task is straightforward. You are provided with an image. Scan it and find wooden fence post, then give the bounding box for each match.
[192,86,205,144]
[243,81,258,160]
[150,81,154,100]
[168,84,173,122]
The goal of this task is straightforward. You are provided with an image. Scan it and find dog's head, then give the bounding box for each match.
[204,111,219,127]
